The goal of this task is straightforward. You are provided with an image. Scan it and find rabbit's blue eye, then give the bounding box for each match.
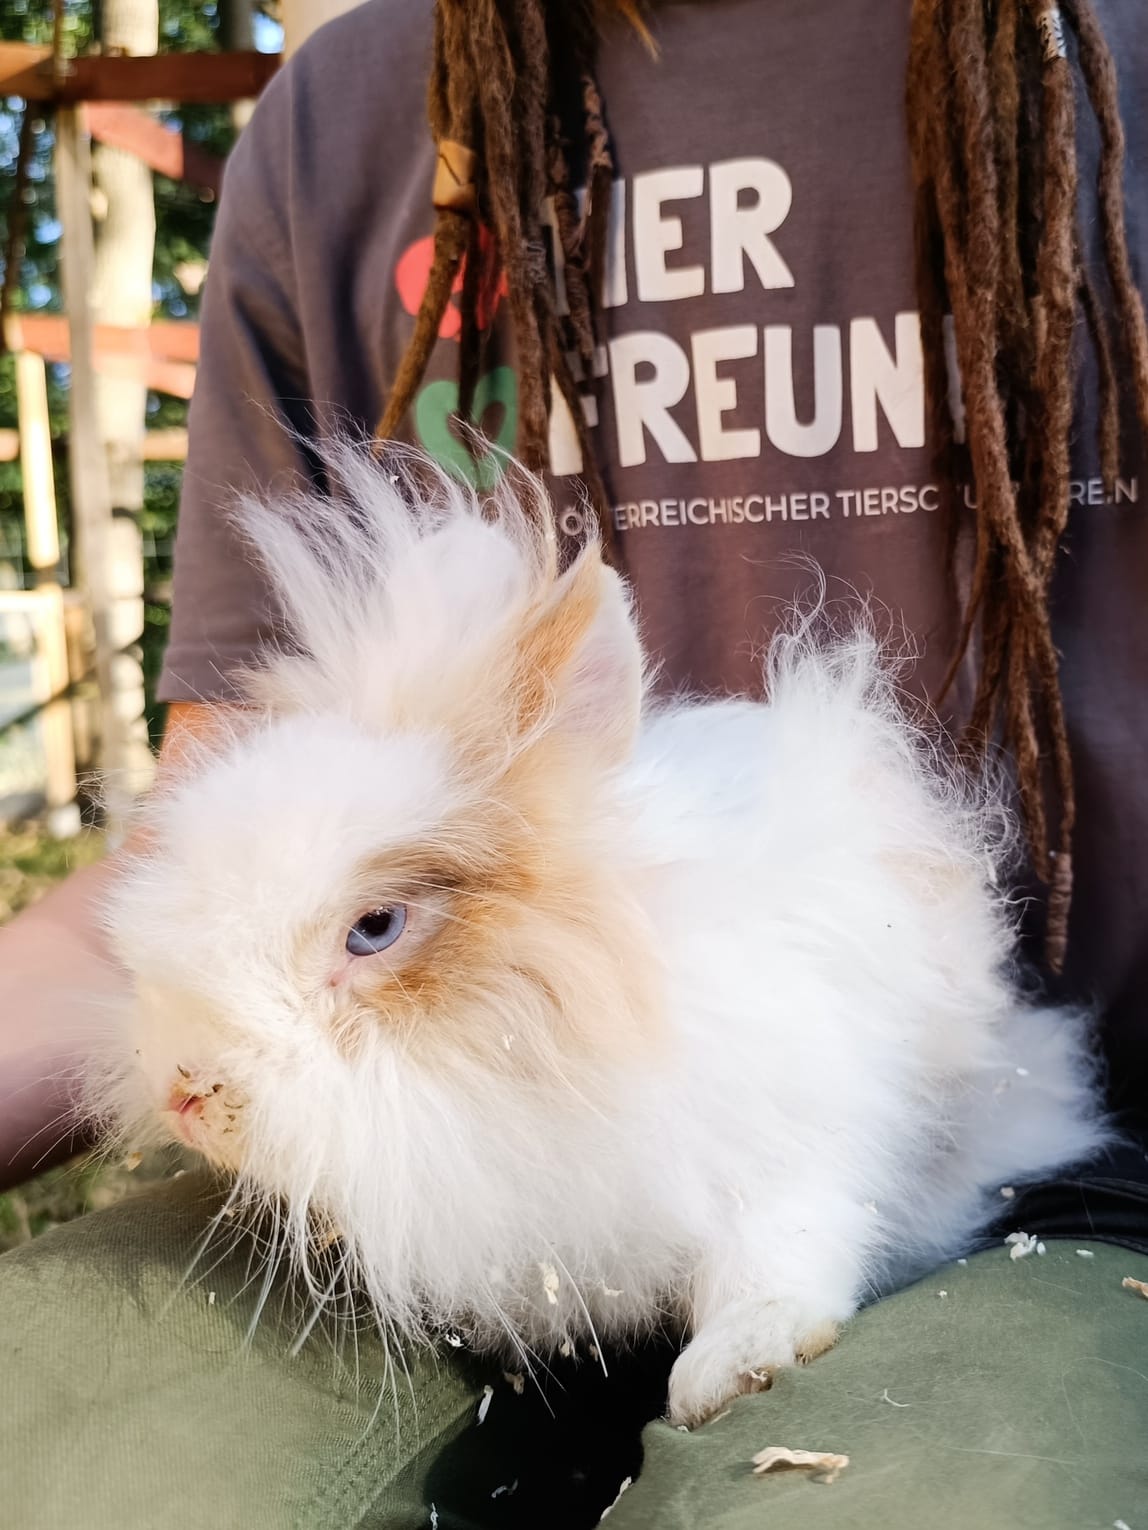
[346,906,407,956]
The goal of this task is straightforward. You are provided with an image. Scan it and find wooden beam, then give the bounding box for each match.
[101,356,196,398]
[0,425,189,462]
[0,43,279,104]
[139,426,188,459]
[85,102,224,193]
[5,314,199,397]
[7,313,199,364]
[0,42,54,98]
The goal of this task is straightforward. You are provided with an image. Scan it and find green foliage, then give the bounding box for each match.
[0,1160,118,1252]
[0,817,104,921]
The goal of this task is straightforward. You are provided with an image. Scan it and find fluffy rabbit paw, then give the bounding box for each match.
[667,1301,839,1429]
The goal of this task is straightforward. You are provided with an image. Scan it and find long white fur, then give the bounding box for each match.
[92,447,1107,1426]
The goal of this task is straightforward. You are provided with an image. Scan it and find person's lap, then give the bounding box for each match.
[1,1172,1146,1529]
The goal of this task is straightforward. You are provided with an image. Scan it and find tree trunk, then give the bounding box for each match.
[220,0,257,132]
[90,0,158,798]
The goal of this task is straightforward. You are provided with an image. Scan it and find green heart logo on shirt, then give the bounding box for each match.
[414,366,518,490]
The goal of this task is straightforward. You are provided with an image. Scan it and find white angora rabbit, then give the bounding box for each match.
[96,450,1106,1427]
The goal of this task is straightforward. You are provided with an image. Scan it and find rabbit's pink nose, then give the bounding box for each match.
[165,1074,224,1117]
[166,1085,206,1117]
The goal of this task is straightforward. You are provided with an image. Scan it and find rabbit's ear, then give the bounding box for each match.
[516,547,644,766]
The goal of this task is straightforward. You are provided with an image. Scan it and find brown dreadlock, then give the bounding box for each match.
[378,0,1148,975]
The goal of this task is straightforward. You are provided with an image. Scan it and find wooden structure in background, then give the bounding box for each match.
[0,42,279,103]
[84,103,225,194]
[1,35,282,830]
[280,0,362,57]
[12,352,78,836]
[5,314,198,398]
[55,104,129,816]
[0,426,189,462]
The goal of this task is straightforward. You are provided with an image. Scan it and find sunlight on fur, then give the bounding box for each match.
[85,445,1108,1428]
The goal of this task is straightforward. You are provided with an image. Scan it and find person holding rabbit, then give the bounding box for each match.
[2,3,1148,1526]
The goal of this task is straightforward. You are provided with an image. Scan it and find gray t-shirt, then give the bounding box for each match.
[162,0,1148,1115]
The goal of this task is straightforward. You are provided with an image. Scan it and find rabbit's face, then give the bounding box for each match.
[104,549,661,1216]
[110,716,466,1173]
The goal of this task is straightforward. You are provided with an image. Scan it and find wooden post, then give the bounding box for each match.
[55,105,135,837]
[15,350,80,836]
[16,351,60,576]
[90,0,159,810]
[281,0,361,57]
[219,0,257,131]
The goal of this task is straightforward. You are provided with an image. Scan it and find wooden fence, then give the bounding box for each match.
[1,40,279,830]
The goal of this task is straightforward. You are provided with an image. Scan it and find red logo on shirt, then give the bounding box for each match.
[394,229,508,340]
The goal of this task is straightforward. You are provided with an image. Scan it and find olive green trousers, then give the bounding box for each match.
[2,1174,1146,1529]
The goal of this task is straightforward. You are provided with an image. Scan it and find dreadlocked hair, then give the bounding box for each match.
[907,0,1148,970]
[379,0,1148,974]
[376,0,620,555]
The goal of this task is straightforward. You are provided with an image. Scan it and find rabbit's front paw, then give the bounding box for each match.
[667,1301,839,1429]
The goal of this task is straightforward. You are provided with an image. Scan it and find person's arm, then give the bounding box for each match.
[0,703,236,1190]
